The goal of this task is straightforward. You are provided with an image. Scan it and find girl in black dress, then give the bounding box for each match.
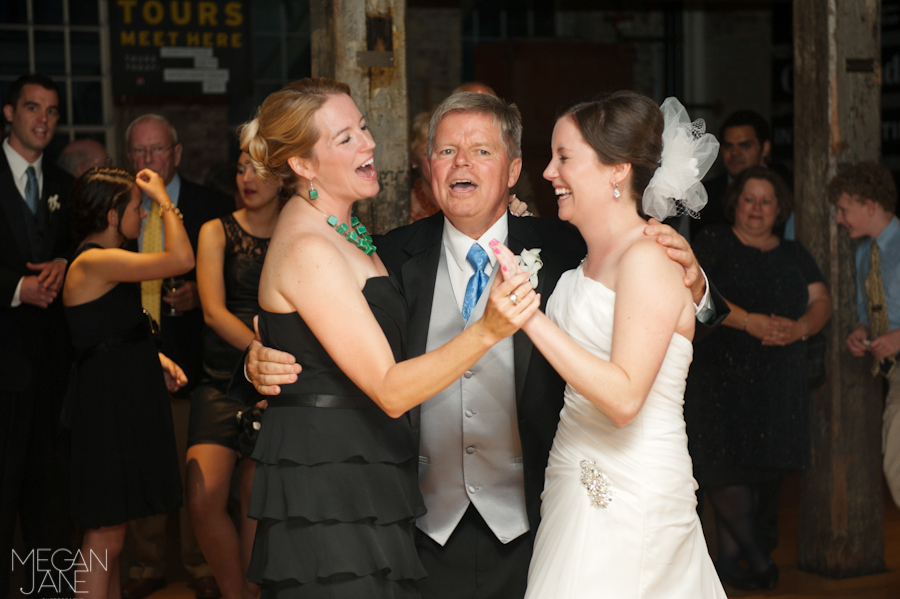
[186,151,280,599]
[62,167,194,599]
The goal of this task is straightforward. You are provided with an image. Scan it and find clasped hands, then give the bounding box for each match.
[20,259,67,308]
[744,313,806,346]
[847,324,900,360]
[245,269,539,396]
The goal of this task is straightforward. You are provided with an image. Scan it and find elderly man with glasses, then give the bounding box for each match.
[121,114,233,599]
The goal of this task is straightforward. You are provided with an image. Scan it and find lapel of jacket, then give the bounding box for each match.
[507,213,542,406]
[38,167,61,261]
[0,154,32,263]
[400,213,444,443]
[402,213,444,359]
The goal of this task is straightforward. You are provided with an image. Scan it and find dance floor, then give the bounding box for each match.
[722,473,900,599]
[143,473,899,599]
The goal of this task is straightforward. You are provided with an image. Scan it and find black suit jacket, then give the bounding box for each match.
[0,153,74,390]
[154,176,233,395]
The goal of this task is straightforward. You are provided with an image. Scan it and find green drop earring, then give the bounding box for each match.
[309,180,318,200]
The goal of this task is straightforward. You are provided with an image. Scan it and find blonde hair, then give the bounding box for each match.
[237,78,352,195]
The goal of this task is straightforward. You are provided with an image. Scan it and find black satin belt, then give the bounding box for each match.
[267,393,373,409]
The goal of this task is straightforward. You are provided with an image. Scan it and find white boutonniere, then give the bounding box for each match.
[47,194,60,213]
[516,248,542,288]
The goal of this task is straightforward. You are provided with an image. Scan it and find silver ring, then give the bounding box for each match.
[509,292,519,305]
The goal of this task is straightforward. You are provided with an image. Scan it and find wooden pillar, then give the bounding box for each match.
[311,0,411,233]
[794,0,885,577]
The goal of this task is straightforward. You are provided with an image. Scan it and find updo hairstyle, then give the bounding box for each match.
[70,167,135,242]
[237,78,352,196]
[561,91,664,210]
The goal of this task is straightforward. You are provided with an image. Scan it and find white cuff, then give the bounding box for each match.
[694,268,715,324]
[11,276,24,307]
[244,359,252,383]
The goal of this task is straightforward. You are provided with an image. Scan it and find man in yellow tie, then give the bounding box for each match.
[830,162,900,509]
[123,114,233,599]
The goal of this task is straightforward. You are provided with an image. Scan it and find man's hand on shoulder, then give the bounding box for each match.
[643,218,705,303]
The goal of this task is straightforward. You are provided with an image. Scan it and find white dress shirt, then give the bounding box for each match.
[442,213,508,311]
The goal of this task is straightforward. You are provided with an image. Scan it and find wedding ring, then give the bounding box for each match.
[509,292,519,305]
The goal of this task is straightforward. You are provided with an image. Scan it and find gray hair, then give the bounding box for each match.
[427,92,522,161]
[125,113,179,147]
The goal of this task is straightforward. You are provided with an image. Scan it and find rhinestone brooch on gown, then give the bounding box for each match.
[580,459,614,508]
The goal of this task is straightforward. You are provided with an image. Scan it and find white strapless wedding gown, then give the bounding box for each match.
[524,266,726,599]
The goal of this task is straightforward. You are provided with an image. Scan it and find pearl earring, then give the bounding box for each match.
[613,182,620,199]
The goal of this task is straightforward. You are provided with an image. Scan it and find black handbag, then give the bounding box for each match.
[235,406,263,458]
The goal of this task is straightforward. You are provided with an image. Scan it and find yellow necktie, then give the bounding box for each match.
[865,242,895,377]
[141,202,163,326]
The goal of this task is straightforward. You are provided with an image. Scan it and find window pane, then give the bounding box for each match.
[70,0,99,25]
[283,0,310,32]
[34,30,66,75]
[55,85,68,124]
[72,81,103,125]
[0,31,30,76]
[254,36,282,81]
[252,0,283,32]
[70,31,101,76]
[285,34,311,81]
[33,0,64,24]
[0,0,30,24]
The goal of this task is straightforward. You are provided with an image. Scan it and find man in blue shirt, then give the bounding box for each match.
[829,162,900,508]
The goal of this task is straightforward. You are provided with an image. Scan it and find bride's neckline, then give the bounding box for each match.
[574,264,693,346]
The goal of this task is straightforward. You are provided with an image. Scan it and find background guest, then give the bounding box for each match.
[122,114,233,599]
[57,138,111,178]
[686,166,832,591]
[830,162,900,509]
[185,151,280,599]
[62,167,192,599]
[408,110,439,223]
[0,74,75,599]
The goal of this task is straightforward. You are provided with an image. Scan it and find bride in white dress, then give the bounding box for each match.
[492,92,725,598]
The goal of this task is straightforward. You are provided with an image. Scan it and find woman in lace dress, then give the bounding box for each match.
[493,91,726,598]
[185,151,281,599]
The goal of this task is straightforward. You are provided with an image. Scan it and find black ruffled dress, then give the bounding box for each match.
[247,276,426,599]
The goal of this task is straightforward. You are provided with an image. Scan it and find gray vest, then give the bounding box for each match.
[416,245,529,546]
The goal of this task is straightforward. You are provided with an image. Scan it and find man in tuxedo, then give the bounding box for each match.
[692,110,772,239]
[0,74,75,599]
[241,92,727,598]
[121,114,233,599]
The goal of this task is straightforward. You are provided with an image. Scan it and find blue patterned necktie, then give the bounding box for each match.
[24,166,38,214]
[462,243,490,322]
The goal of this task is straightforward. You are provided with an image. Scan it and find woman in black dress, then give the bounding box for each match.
[240,78,539,598]
[186,151,280,599]
[62,167,194,599]
[686,167,832,590]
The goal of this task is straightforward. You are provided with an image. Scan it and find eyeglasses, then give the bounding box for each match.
[129,145,175,159]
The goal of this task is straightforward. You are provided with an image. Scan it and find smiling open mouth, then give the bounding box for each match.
[356,158,376,178]
[451,179,478,192]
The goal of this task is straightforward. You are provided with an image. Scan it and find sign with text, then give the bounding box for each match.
[110,1,252,97]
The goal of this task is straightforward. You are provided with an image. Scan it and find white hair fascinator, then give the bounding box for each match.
[641,97,719,221]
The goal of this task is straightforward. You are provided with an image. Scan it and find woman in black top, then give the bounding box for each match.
[186,151,280,599]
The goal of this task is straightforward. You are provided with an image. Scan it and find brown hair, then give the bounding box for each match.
[70,167,135,243]
[723,166,793,228]
[826,161,897,213]
[237,78,352,195]
[561,91,664,210]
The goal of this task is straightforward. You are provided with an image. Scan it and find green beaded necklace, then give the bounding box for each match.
[303,195,376,255]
